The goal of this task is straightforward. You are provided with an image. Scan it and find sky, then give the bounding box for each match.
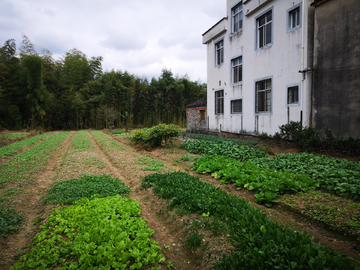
[0,0,225,83]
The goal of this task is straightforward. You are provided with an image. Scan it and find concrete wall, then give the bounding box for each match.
[312,0,360,137]
[186,106,207,133]
[204,0,313,136]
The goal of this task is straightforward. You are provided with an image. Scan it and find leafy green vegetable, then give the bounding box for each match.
[142,172,358,270]
[180,132,261,147]
[182,140,267,161]
[253,153,360,201]
[0,206,24,237]
[43,175,131,204]
[11,195,165,269]
[192,155,318,207]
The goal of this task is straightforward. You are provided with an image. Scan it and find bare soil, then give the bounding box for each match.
[0,131,359,270]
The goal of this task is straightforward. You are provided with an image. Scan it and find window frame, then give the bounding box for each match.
[231,98,242,115]
[286,83,301,106]
[286,3,302,34]
[215,90,224,115]
[255,76,273,114]
[255,7,274,51]
[231,2,243,34]
[231,55,243,85]
[215,39,224,66]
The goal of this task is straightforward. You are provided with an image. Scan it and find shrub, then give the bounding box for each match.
[258,132,271,140]
[131,124,180,148]
[278,121,320,148]
[277,122,359,153]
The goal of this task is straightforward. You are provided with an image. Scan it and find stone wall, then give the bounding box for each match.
[186,106,207,133]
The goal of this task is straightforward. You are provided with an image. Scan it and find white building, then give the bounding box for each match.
[203,0,312,136]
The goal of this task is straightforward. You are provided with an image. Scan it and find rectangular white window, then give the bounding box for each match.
[255,79,271,113]
[232,3,243,33]
[231,99,242,114]
[287,4,302,33]
[232,56,242,84]
[288,86,299,104]
[257,11,272,49]
[290,7,300,29]
[215,40,224,66]
[215,90,224,115]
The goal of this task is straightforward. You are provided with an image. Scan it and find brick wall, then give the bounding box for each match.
[186,106,207,133]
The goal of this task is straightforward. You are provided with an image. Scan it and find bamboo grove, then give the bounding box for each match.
[0,35,206,130]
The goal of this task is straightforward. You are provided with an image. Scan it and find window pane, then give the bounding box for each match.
[265,23,272,44]
[259,27,264,47]
[238,65,242,82]
[266,12,272,22]
[259,16,265,26]
[296,9,300,26]
[233,66,238,83]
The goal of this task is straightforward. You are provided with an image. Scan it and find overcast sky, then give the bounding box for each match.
[0,0,225,83]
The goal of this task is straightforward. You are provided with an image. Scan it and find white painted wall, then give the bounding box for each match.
[203,0,312,135]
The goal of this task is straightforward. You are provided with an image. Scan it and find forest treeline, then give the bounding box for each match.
[0,35,206,130]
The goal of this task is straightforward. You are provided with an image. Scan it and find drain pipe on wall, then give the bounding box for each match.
[300,0,306,127]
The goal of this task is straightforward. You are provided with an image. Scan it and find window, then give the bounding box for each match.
[215,90,224,115]
[232,56,242,84]
[287,4,302,33]
[232,3,243,33]
[287,86,299,104]
[289,7,300,29]
[231,99,242,114]
[200,110,205,121]
[215,40,224,66]
[257,11,272,49]
[255,79,271,113]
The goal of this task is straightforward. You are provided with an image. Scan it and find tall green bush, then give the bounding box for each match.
[131,124,180,147]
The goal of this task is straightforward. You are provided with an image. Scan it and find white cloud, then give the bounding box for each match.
[0,0,225,82]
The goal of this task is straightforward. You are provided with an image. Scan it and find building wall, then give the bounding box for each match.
[312,0,360,137]
[186,107,207,133]
[204,0,313,136]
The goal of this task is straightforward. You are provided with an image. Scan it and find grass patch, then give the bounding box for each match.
[135,157,165,172]
[43,175,131,205]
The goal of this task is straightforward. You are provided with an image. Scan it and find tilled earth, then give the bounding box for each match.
[0,130,359,269]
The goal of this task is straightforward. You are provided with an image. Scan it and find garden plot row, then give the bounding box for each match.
[142,171,359,269]
[181,138,360,246]
[1,132,71,246]
[8,131,168,270]
[0,132,70,187]
[182,139,360,203]
[53,130,111,183]
[0,133,52,159]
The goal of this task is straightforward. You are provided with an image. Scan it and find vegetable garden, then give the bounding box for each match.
[0,127,359,269]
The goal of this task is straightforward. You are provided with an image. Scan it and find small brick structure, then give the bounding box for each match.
[186,97,207,133]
